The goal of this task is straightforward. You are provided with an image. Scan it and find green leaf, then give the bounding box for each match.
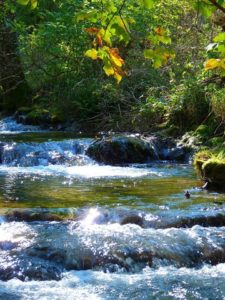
[76,10,98,22]
[159,35,171,45]
[140,0,154,9]
[153,58,163,68]
[214,33,225,43]
[144,49,155,59]
[17,0,37,8]
[109,16,130,45]
[17,0,30,5]
[218,45,225,55]
[31,0,37,9]
[193,2,215,18]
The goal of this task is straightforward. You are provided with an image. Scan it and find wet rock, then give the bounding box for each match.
[143,135,191,162]
[23,264,62,281]
[102,263,122,273]
[202,246,225,265]
[0,241,18,251]
[6,210,64,222]
[95,247,152,272]
[27,241,153,272]
[0,142,4,164]
[27,246,66,264]
[0,256,62,281]
[168,214,225,229]
[87,135,155,165]
[120,215,144,227]
[160,146,188,161]
[143,136,175,159]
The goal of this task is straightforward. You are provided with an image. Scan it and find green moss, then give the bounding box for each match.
[194,149,212,175]
[203,159,225,188]
[194,149,225,189]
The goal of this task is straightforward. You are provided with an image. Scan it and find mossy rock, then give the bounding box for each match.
[26,108,51,125]
[194,150,225,189]
[203,159,225,188]
[87,135,155,165]
[20,106,64,127]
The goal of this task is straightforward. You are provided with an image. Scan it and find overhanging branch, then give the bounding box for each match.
[208,0,225,14]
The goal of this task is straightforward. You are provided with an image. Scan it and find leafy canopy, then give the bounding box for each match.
[16,0,225,81]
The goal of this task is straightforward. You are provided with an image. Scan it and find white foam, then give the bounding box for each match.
[0,164,160,178]
[1,264,225,300]
[0,117,42,133]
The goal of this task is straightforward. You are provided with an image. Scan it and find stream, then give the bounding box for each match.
[0,118,225,300]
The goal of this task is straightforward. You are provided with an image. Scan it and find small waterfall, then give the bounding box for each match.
[0,117,42,133]
[0,139,93,167]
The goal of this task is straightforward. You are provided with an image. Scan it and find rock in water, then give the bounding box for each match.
[86,135,155,165]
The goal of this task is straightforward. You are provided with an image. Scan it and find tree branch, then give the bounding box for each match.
[208,0,225,14]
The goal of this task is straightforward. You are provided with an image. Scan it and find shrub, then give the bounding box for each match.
[211,88,225,124]
[168,81,210,132]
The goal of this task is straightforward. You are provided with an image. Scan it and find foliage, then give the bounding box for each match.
[167,80,210,132]
[211,87,225,123]
[0,0,224,134]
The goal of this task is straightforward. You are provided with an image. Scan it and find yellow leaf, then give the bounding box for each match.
[114,71,122,83]
[85,49,98,60]
[108,48,124,67]
[103,63,115,76]
[204,58,219,70]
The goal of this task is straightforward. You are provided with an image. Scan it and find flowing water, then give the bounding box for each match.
[0,118,225,300]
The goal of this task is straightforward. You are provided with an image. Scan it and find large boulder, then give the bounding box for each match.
[194,150,225,190]
[87,135,156,165]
